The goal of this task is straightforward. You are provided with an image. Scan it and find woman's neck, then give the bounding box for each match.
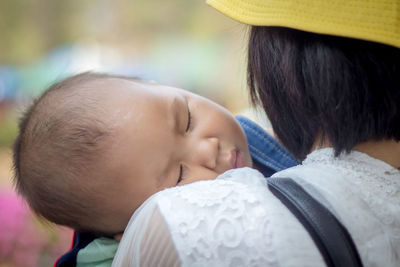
[353,140,400,170]
[312,138,400,169]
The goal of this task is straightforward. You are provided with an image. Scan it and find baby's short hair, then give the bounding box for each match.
[13,72,123,235]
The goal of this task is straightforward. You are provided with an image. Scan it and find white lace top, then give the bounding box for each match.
[112,148,400,267]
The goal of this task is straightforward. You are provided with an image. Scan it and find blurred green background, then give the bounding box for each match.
[0,0,250,266]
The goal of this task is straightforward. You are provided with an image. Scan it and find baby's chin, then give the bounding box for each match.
[98,212,133,237]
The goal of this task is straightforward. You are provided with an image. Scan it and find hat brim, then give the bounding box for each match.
[207,0,400,49]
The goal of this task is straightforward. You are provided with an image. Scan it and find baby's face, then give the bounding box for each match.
[94,78,252,233]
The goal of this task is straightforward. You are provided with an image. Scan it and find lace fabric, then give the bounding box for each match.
[113,168,297,266]
[274,148,400,266]
[112,194,180,267]
[113,149,400,267]
[158,169,279,267]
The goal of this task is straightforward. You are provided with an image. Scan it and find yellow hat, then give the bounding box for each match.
[207,0,400,49]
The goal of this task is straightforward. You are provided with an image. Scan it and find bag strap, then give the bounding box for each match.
[267,178,363,267]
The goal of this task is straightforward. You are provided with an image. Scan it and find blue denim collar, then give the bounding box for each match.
[236,116,298,177]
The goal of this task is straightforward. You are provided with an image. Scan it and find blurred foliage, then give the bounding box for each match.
[0,0,241,65]
[0,0,81,64]
[0,0,249,143]
[0,108,18,148]
[0,118,17,148]
[0,1,251,264]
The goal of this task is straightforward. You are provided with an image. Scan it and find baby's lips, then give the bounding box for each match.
[231,149,245,169]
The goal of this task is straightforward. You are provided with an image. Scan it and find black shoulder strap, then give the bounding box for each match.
[267,178,363,267]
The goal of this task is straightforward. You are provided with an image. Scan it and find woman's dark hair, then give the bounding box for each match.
[248,26,400,160]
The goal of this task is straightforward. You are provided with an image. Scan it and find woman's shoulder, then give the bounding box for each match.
[114,167,324,266]
[272,147,400,193]
[272,148,400,267]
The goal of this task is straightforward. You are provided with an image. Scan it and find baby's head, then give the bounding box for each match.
[13,72,252,235]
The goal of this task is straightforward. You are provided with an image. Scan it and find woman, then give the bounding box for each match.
[113,0,400,266]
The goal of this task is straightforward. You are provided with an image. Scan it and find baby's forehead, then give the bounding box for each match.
[83,78,154,102]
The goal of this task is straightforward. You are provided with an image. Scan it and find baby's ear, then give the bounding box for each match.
[113,232,123,241]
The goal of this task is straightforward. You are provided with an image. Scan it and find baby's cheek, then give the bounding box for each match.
[183,171,218,185]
